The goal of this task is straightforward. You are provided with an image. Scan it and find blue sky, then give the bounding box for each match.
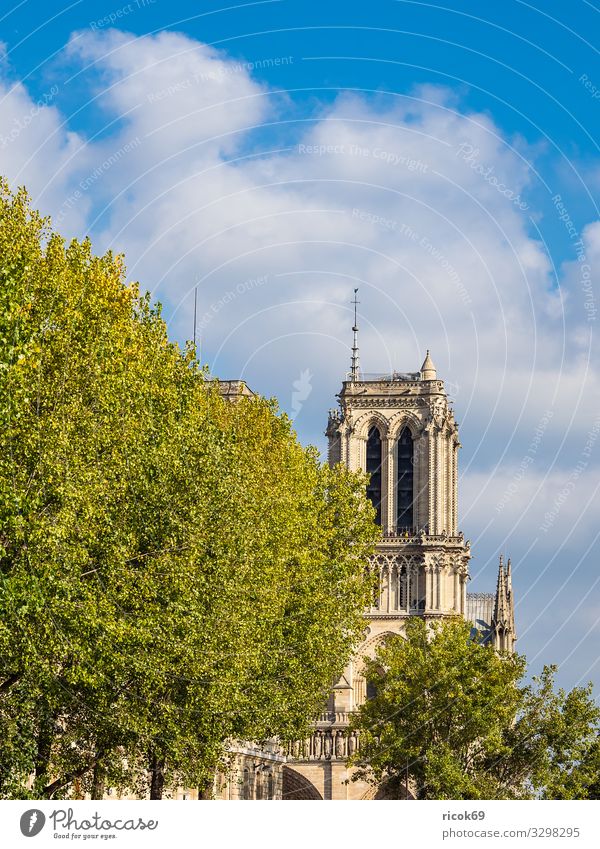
[1,0,599,692]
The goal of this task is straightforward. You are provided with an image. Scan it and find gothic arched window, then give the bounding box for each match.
[366,426,383,525]
[397,427,414,531]
[366,680,378,700]
[366,664,384,700]
[242,768,251,800]
[255,767,264,800]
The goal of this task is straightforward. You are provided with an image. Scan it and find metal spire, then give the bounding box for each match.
[193,286,198,350]
[350,288,360,381]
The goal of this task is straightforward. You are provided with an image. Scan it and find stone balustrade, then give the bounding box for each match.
[286,728,360,762]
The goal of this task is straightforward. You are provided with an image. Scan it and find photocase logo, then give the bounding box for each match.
[20,810,46,837]
[18,808,158,839]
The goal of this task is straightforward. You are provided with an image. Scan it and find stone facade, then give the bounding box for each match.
[214,742,285,800]
[101,358,515,801]
[283,351,516,799]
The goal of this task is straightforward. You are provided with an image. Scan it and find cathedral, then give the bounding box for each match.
[278,340,516,800]
[100,324,517,802]
[214,311,516,801]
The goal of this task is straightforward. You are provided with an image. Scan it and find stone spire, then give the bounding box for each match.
[420,350,437,381]
[493,554,509,626]
[491,554,517,651]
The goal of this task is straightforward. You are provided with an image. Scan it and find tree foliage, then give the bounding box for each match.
[0,181,379,799]
[349,618,600,799]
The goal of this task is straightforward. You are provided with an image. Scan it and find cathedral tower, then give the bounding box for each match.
[326,349,470,626]
[282,300,516,800]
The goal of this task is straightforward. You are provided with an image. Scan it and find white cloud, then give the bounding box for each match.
[1,28,597,478]
[462,463,600,553]
[65,28,269,157]
[0,75,90,230]
[1,27,599,688]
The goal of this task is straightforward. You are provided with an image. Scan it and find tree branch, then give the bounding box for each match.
[43,754,102,799]
[0,672,21,694]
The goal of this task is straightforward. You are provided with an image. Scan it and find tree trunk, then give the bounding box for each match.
[34,707,55,789]
[197,775,214,799]
[149,752,165,800]
[91,762,106,800]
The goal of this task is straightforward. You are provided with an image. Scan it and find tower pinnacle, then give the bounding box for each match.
[420,350,437,381]
[494,554,508,625]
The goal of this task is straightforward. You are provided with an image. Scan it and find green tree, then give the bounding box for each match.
[0,180,379,799]
[349,618,600,799]
[580,739,600,799]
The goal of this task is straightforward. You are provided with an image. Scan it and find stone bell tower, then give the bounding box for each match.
[326,348,471,627]
[281,295,515,800]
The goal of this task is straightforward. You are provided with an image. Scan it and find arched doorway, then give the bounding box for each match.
[282,767,323,800]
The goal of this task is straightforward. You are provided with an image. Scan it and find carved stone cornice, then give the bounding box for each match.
[348,397,427,408]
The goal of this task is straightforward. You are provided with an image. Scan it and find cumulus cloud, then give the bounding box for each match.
[0,26,599,687]
[65,28,269,156]
[1,26,598,541]
[0,74,90,230]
